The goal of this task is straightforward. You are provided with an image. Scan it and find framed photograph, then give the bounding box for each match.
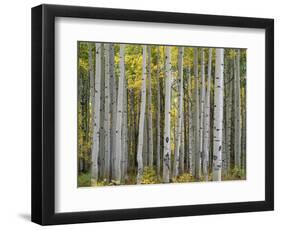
[31,4,274,225]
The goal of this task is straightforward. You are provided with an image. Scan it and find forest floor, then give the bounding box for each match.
[78,167,246,187]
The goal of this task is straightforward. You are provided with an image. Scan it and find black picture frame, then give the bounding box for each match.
[31,4,274,225]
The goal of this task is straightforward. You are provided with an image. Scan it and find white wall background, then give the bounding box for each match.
[0,0,279,229]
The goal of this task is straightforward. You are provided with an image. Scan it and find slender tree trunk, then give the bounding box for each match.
[136,45,147,184]
[173,47,184,178]
[180,110,185,174]
[241,71,246,174]
[203,48,212,181]
[88,44,95,171]
[147,46,154,168]
[212,48,224,181]
[91,43,102,184]
[225,55,233,175]
[109,44,116,180]
[143,114,148,167]
[129,88,136,174]
[156,47,161,178]
[188,65,194,175]
[194,48,201,180]
[163,46,172,183]
[115,44,125,183]
[103,44,111,181]
[199,48,206,180]
[99,45,105,180]
[234,49,241,170]
[121,77,128,182]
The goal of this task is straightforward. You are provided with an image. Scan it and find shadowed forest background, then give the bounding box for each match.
[77,42,246,187]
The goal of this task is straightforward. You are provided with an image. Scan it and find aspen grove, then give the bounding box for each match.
[77,42,246,186]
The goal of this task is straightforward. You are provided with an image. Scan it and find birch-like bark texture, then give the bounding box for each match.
[88,44,94,173]
[203,48,212,181]
[78,42,247,187]
[99,45,105,179]
[136,45,147,184]
[199,48,206,180]
[234,49,241,170]
[179,110,185,174]
[225,56,233,174]
[212,48,224,181]
[194,48,201,180]
[173,47,184,178]
[121,76,128,181]
[163,46,172,183]
[147,46,154,167]
[103,44,111,181]
[188,65,194,175]
[91,43,102,183]
[109,44,117,180]
[115,44,125,183]
[156,47,161,177]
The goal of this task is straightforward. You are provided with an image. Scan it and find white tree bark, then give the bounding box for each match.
[173,47,184,178]
[136,45,147,184]
[109,44,116,180]
[212,48,224,181]
[234,49,241,170]
[187,65,194,175]
[147,46,154,167]
[163,46,172,183]
[103,44,111,181]
[203,48,212,181]
[99,45,105,179]
[194,48,201,180]
[91,43,102,184]
[179,108,185,174]
[199,48,206,180]
[121,75,128,181]
[156,47,161,177]
[225,56,233,174]
[115,44,125,183]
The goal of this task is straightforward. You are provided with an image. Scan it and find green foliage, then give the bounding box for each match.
[223,167,246,181]
[141,167,159,184]
[78,173,91,187]
[172,173,194,183]
[77,41,247,186]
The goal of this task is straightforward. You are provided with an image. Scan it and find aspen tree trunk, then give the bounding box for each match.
[194,48,201,180]
[203,48,212,181]
[163,46,172,183]
[234,49,241,170]
[241,72,246,174]
[129,88,136,174]
[99,45,105,179]
[180,112,185,174]
[188,65,194,175]
[199,48,206,180]
[104,44,111,181]
[115,44,125,183]
[143,115,148,167]
[147,46,154,167]
[225,56,233,174]
[173,47,184,178]
[212,48,224,181]
[156,47,161,177]
[109,44,116,180]
[121,77,128,181]
[136,45,147,184]
[91,43,102,183]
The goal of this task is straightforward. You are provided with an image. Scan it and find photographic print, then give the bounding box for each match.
[77,42,246,187]
[32,5,273,224]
